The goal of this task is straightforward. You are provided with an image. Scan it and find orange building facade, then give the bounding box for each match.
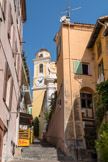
[46,20,97,160]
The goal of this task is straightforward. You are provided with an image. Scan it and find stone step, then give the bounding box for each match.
[14,139,97,162]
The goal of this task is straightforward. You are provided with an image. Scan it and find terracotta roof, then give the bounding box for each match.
[87,15,108,48]
[35,48,51,56]
[39,49,49,52]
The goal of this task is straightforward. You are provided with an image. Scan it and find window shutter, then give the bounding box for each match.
[30,108,32,114]
[8,4,13,39]
[17,55,20,80]
[2,0,7,19]
[12,25,15,53]
[9,78,13,109]
[73,61,82,74]
[3,61,8,101]
[106,38,108,55]
[101,62,104,75]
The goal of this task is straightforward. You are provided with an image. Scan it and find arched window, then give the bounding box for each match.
[39,64,43,73]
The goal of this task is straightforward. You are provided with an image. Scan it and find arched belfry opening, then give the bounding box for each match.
[39,64,43,74]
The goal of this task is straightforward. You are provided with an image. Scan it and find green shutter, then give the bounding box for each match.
[30,108,32,114]
[73,61,82,74]
[101,62,104,75]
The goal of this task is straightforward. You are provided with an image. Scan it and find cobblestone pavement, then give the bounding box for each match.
[9,138,84,162]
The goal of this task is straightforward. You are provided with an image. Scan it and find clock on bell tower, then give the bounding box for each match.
[32,49,57,139]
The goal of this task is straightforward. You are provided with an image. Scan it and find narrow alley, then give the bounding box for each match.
[10,139,83,162]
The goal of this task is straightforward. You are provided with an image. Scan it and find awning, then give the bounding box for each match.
[19,112,33,126]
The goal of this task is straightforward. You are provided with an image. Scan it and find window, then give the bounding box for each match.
[98,60,104,76]
[73,61,90,75]
[39,64,43,73]
[97,40,102,58]
[81,93,92,109]
[80,93,93,118]
[8,4,13,39]
[105,38,108,55]
[39,54,43,58]
[1,0,7,20]
[3,62,13,110]
[82,63,90,75]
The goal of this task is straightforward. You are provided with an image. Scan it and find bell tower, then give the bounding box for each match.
[32,49,56,138]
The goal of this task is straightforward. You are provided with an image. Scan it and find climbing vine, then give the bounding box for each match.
[44,91,57,132]
[95,124,108,162]
[95,80,108,127]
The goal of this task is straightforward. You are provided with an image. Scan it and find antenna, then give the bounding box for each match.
[60,3,82,22]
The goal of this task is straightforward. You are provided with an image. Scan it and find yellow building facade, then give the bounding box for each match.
[32,49,57,138]
[87,16,108,81]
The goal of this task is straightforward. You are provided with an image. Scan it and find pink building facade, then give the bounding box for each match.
[0,0,26,161]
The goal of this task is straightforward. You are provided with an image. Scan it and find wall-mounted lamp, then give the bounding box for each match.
[57,100,61,108]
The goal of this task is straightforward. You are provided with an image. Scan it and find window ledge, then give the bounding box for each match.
[75,73,92,76]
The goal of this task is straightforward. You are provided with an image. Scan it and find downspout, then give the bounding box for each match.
[67,22,77,154]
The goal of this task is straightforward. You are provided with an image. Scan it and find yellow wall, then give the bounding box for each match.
[93,24,108,81]
[32,89,46,138]
[35,62,47,78]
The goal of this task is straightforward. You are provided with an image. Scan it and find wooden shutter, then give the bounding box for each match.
[73,60,82,74]
[3,61,8,101]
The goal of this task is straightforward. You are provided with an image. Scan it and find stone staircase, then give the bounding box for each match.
[20,139,73,161]
[11,139,97,162]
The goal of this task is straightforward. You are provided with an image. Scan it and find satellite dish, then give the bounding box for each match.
[60,16,66,22]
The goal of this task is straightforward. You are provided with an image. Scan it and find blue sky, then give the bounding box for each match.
[23,0,108,96]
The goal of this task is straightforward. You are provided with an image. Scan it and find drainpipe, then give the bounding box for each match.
[98,19,107,29]
[67,22,77,159]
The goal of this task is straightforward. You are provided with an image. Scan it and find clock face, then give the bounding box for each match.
[36,77,45,87]
[49,62,56,73]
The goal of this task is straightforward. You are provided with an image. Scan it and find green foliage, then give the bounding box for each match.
[95,124,108,162]
[34,117,39,137]
[95,80,108,127]
[44,91,57,132]
[54,79,57,83]
[50,91,57,114]
[44,109,50,123]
